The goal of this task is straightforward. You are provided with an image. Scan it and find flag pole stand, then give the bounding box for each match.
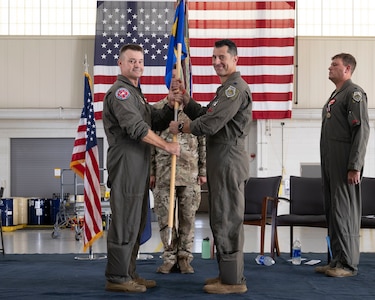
[74,246,107,261]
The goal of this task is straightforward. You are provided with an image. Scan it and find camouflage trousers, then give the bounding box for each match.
[153,184,201,264]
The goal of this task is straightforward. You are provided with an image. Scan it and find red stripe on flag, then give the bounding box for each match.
[144,94,169,103]
[253,110,292,119]
[188,1,295,10]
[252,92,293,102]
[140,76,166,85]
[191,56,294,66]
[194,75,294,85]
[192,92,293,103]
[189,19,295,29]
[190,37,295,48]
[94,111,102,121]
[94,75,117,84]
[94,93,105,102]
[94,74,168,90]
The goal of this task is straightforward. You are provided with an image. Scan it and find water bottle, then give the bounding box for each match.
[292,240,302,265]
[255,255,275,266]
[201,237,211,259]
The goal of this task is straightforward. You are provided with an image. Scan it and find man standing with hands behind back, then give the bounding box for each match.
[170,39,252,294]
[317,53,369,278]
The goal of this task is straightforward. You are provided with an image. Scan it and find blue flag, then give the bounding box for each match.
[165,0,188,89]
[140,191,153,245]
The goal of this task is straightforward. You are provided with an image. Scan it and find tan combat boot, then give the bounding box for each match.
[325,267,356,277]
[105,280,146,293]
[203,282,247,294]
[178,257,194,274]
[315,264,332,274]
[156,261,175,274]
[134,277,157,288]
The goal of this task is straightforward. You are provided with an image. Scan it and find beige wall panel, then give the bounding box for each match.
[0,37,95,109]
[293,38,329,109]
[296,37,375,110]
[56,39,77,108]
[39,39,58,108]
[53,38,95,109]
[0,40,9,107]
[5,40,24,108]
[24,39,42,106]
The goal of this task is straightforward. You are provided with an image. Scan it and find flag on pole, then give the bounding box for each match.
[70,72,103,252]
[139,190,153,245]
[94,0,295,120]
[182,1,192,96]
[165,0,188,89]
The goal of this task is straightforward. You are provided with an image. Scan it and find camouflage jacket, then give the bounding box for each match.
[150,98,206,186]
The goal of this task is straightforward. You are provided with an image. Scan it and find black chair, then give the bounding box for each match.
[361,177,375,228]
[270,176,327,257]
[243,176,282,258]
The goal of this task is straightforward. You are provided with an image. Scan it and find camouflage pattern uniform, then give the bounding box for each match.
[151,98,206,267]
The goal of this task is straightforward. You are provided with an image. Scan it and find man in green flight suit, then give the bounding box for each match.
[102,44,180,293]
[169,39,252,294]
[316,53,369,277]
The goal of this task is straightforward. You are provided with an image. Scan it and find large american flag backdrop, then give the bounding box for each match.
[94,0,295,120]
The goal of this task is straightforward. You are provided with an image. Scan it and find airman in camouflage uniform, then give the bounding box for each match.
[150,97,206,274]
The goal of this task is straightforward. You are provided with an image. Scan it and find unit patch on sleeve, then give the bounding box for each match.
[225,86,237,98]
[352,91,362,102]
[115,88,130,100]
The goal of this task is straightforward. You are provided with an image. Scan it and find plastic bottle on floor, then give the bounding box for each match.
[201,237,211,259]
[292,240,302,265]
[255,255,275,266]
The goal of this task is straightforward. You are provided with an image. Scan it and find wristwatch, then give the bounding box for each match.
[178,122,184,133]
